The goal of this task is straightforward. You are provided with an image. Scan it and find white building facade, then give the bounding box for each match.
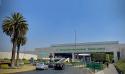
[0,52,37,60]
[35,41,125,62]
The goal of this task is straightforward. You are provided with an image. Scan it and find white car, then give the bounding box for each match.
[36,62,48,70]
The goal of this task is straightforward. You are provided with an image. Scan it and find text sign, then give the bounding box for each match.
[56,48,105,52]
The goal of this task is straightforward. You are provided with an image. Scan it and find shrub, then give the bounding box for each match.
[22,58,26,60]
[0,64,9,69]
[115,59,125,73]
[23,59,30,64]
[91,53,106,62]
[3,58,9,60]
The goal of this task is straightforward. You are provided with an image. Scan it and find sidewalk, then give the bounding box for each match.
[72,65,94,74]
[0,64,35,74]
[95,64,118,74]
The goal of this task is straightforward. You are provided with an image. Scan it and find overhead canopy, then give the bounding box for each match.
[78,53,90,56]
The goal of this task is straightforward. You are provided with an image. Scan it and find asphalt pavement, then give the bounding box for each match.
[14,65,92,74]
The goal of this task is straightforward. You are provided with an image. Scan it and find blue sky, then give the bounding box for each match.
[0,0,125,51]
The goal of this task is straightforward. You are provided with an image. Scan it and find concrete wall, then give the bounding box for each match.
[0,52,37,60]
[120,44,125,59]
[121,49,125,59]
[36,42,120,54]
[49,41,120,54]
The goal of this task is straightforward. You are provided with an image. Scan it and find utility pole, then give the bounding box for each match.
[72,30,77,62]
[75,30,76,50]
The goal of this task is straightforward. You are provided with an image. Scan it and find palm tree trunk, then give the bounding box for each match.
[16,45,20,66]
[11,41,16,67]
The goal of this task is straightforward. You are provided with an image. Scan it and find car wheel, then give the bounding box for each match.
[62,66,64,70]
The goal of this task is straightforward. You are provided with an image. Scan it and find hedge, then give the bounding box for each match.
[115,59,125,74]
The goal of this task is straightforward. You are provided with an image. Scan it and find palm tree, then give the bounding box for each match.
[2,12,28,67]
[16,36,26,66]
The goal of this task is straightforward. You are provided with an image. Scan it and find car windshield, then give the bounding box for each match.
[39,62,48,65]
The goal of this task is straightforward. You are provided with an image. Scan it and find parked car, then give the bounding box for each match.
[36,62,48,70]
[54,63,65,70]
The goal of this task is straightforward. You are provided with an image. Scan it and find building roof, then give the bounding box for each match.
[51,41,119,47]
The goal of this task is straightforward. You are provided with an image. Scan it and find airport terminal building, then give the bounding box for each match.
[35,41,125,62]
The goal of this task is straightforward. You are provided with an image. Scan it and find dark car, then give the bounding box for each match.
[48,62,55,68]
[54,63,65,70]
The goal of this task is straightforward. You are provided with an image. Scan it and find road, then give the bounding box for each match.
[14,65,92,74]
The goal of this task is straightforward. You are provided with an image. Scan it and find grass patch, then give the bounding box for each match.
[0,64,9,69]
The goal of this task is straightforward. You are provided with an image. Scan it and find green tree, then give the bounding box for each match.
[2,12,28,67]
[16,36,26,66]
[91,53,106,62]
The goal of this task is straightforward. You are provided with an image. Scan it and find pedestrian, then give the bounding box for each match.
[106,62,109,67]
[112,60,114,63]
